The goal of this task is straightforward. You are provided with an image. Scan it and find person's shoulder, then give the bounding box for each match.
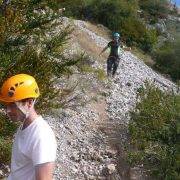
[32,116,55,137]
[108,41,113,46]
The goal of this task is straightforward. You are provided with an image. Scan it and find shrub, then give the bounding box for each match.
[139,0,170,21]
[58,0,87,18]
[0,108,19,163]
[0,137,12,163]
[128,83,180,179]
[87,0,138,30]
[153,37,180,82]
[76,53,106,81]
[65,0,158,52]
[0,0,80,165]
[121,17,157,51]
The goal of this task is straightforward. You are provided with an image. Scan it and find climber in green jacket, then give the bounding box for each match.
[99,32,131,77]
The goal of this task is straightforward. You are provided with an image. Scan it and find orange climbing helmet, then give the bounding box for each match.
[0,74,40,103]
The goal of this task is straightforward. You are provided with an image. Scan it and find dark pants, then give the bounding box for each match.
[107,56,120,76]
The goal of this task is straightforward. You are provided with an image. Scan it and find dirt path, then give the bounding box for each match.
[88,86,149,180]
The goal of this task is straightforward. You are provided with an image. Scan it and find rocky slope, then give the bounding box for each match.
[1,17,178,180]
[46,17,177,180]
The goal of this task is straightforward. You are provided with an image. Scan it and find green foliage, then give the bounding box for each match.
[59,0,87,18]
[0,1,76,113]
[0,0,80,165]
[86,0,134,30]
[89,0,157,52]
[0,112,18,137]
[139,0,170,22]
[128,83,180,179]
[95,69,106,81]
[0,137,12,163]
[153,37,180,82]
[121,17,157,51]
[61,0,158,52]
[76,54,106,81]
[0,112,18,163]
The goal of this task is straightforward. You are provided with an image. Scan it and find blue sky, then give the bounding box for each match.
[172,0,180,6]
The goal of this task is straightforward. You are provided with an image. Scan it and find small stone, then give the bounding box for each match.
[129,167,143,180]
[67,140,72,145]
[97,176,107,180]
[107,164,116,175]
[56,135,60,140]
[72,167,78,173]
[70,153,80,162]
[84,174,96,180]
[0,170,4,176]
[105,148,118,158]
[102,164,116,175]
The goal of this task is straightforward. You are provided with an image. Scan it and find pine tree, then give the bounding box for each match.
[0,0,78,112]
[0,0,79,165]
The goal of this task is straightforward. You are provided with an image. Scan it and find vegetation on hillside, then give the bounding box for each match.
[60,0,159,52]
[60,0,179,81]
[0,1,179,179]
[139,0,170,21]
[0,0,81,165]
[128,83,180,179]
[153,36,180,82]
[59,0,177,50]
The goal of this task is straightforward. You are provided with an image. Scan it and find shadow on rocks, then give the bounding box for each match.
[98,121,151,180]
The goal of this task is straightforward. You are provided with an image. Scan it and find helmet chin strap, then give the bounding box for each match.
[15,99,36,129]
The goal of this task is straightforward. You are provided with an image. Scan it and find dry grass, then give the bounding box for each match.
[69,21,111,61]
[131,47,155,67]
[85,21,111,38]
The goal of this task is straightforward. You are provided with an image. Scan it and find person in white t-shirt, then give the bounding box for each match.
[0,74,57,180]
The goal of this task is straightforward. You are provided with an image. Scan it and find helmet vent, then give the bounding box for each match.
[8,91,14,97]
[14,82,24,88]
[35,88,39,94]
[10,87,15,91]
[8,86,16,97]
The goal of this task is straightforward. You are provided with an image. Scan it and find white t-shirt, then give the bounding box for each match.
[7,116,57,180]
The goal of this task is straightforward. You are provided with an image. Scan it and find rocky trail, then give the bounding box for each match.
[47,18,177,180]
[0,17,178,180]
